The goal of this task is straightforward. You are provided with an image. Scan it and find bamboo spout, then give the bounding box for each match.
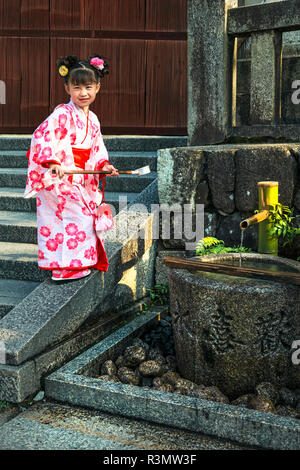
[240,210,269,230]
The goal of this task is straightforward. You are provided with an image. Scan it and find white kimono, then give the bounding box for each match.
[24,99,111,272]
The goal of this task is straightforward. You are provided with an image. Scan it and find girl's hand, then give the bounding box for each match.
[102,163,119,176]
[49,164,65,179]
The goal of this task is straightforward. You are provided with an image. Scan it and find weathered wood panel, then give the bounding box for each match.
[0,0,187,134]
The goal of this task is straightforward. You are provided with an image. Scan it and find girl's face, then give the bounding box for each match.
[64,81,101,112]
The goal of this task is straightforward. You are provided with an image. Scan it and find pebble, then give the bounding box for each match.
[117,367,140,386]
[33,391,45,402]
[248,395,277,414]
[152,377,164,388]
[200,386,229,404]
[231,394,255,408]
[162,371,181,387]
[255,382,279,405]
[101,360,117,377]
[155,384,174,393]
[138,360,164,377]
[115,355,124,368]
[123,345,147,368]
[98,375,120,383]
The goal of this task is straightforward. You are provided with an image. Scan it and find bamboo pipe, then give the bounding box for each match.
[239,182,279,256]
[240,210,269,230]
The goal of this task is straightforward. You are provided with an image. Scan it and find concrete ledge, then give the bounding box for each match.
[45,313,300,450]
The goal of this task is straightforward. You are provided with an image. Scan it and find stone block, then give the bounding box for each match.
[235,145,298,212]
[157,147,205,208]
[0,361,38,403]
[205,148,236,214]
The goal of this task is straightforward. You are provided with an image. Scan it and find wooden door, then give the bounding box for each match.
[0,0,187,134]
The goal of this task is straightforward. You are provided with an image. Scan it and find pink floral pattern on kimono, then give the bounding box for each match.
[24,99,110,272]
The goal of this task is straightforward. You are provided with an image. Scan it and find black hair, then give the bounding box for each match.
[56,54,109,85]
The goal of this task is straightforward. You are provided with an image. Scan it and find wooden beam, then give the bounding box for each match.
[228,0,300,35]
[163,256,300,286]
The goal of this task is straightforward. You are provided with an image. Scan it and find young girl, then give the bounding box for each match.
[24,54,119,281]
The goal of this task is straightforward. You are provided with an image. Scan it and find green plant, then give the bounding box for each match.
[266,204,300,247]
[0,401,8,410]
[195,237,252,256]
[142,284,169,312]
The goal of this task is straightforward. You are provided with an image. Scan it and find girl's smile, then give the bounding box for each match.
[64,82,101,113]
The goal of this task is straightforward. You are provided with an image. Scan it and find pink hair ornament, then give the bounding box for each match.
[90,57,105,71]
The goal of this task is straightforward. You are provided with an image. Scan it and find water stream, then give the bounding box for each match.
[239,229,244,267]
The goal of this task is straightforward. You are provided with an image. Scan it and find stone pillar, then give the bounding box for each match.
[250,31,282,124]
[188,0,238,146]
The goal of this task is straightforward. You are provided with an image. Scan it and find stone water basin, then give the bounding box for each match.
[168,253,300,399]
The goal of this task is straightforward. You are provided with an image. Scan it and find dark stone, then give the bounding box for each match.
[294,189,300,211]
[132,338,150,352]
[276,405,300,419]
[148,347,163,361]
[278,388,297,408]
[248,396,277,415]
[123,345,147,368]
[141,377,153,387]
[165,355,177,372]
[216,211,258,248]
[138,360,164,378]
[117,367,140,386]
[256,382,279,406]
[100,360,117,377]
[115,355,124,368]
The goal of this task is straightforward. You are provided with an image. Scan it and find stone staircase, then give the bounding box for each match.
[0,137,161,308]
[0,135,187,403]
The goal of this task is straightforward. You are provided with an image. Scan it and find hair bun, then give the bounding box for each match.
[56,55,79,70]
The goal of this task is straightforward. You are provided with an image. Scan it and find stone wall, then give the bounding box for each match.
[157,143,300,257]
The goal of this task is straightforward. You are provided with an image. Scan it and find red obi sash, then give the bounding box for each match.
[72,147,91,169]
[26,147,91,170]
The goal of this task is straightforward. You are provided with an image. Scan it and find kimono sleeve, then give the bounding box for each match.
[31,106,73,168]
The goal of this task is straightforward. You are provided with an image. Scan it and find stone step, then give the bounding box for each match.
[0,187,138,213]
[0,278,39,319]
[0,241,46,282]
[0,151,158,170]
[0,401,246,450]
[0,168,156,192]
[0,135,187,152]
[0,210,37,244]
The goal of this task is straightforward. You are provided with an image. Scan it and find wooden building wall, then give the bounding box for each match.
[0,0,187,134]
